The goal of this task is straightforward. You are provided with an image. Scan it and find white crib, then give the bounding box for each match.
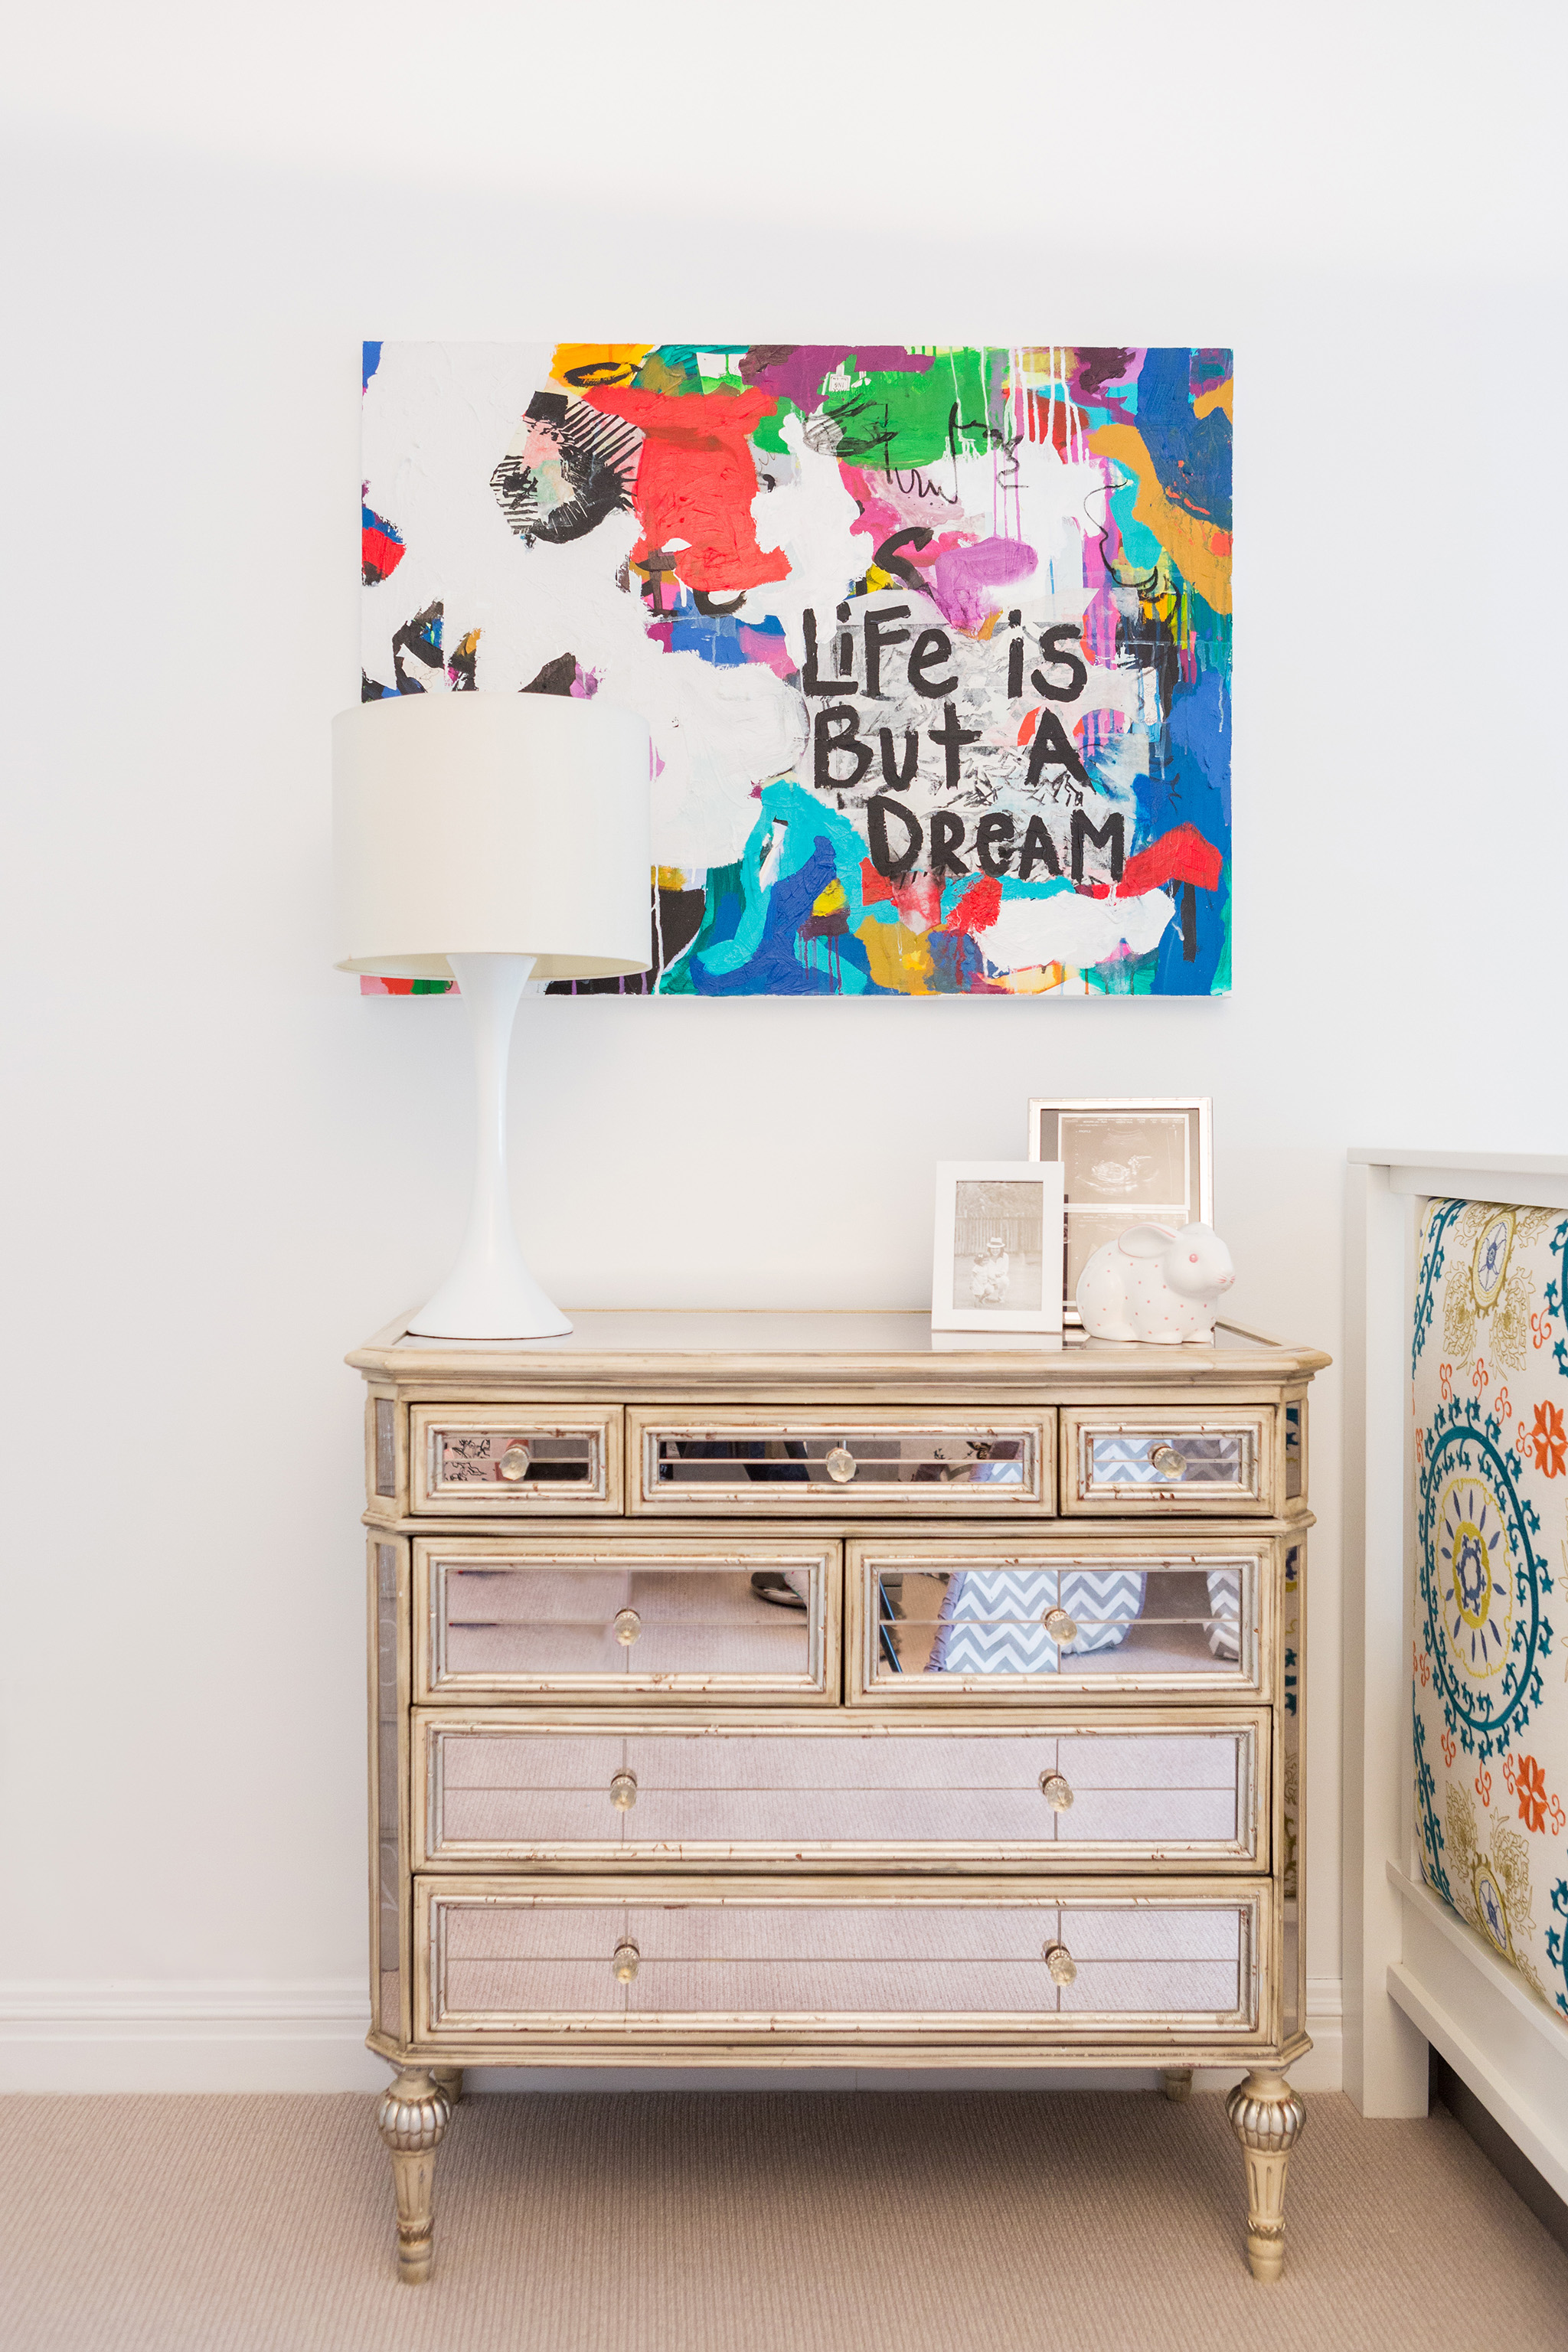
[1346,1146,1568,2199]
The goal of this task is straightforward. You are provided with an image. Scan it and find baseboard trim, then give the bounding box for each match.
[0,1982,386,2092]
[0,1977,1346,2095]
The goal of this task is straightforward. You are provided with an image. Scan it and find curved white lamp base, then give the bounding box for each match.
[405,952,572,1341]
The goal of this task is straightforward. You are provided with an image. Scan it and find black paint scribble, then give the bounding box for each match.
[391,600,443,694]
[491,390,642,547]
[521,652,579,697]
[871,525,934,591]
[1114,569,1180,736]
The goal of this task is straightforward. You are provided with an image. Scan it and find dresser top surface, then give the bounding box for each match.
[349,1309,1328,1393]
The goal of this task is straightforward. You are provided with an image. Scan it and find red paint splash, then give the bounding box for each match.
[1016,386,1086,455]
[861,863,943,928]
[584,385,791,594]
[946,875,1003,933]
[1120,823,1223,894]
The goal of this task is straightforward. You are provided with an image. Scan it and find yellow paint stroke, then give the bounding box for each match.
[1194,376,1233,423]
[994,962,1068,996]
[856,916,935,995]
[863,564,895,593]
[1089,421,1232,616]
[655,865,688,894]
[812,879,848,917]
[549,344,655,393]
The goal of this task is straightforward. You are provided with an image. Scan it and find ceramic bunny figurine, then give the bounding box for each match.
[1075,1220,1236,1345]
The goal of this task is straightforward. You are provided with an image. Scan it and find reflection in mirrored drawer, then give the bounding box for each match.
[409,1404,623,1514]
[628,1412,1051,1514]
[1061,1413,1269,1514]
[848,1539,1273,1700]
[414,1713,1264,1867]
[414,1539,840,1702]
[419,1879,1264,2040]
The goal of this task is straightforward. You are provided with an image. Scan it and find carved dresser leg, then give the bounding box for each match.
[376,2067,453,2284]
[1161,2067,1194,2102]
[1225,2069,1305,2282]
[430,2066,464,2107]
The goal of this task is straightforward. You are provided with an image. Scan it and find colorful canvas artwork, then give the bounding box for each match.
[359,343,1232,998]
[1412,1200,1568,2019]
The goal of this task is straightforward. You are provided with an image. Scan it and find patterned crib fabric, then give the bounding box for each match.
[1411,1199,1568,2020]
[926,1568,1141,1674]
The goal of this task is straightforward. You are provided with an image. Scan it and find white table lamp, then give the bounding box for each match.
[332,692,652,1338]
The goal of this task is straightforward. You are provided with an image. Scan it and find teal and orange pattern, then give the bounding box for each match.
[1412,1200,1568,2018]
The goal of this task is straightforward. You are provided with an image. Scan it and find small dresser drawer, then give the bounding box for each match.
[847,1534,1282,1704]
[413,1535,840,1705]
[413,1711,1266,1870]
[409,1403,624,1516]
[417,1877,1266,2042]
[627,1408,1054,1516]
[1060,1410,1277,1516]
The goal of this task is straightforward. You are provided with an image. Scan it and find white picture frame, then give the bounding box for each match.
[1027,1096,1213,1325]
[930,1161,1066,1334]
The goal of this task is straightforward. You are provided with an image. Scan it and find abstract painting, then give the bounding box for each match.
[360,344,1231,997]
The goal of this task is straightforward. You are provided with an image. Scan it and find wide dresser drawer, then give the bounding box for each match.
[413,1712,1266,1869]
[848,1533,1289,1704]
[413,1534,841,1704]
[416,1877,1269,2043]
[627,1409,1054,1515]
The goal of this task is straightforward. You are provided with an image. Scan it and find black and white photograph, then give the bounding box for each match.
[931,1161,1064,1334]
[1027,1099,1212,1323]
[952,1179,1044,1312]
[1058,1112,1190,1208]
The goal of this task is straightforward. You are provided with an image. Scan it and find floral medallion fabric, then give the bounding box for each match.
[1412,1199,1568,2020]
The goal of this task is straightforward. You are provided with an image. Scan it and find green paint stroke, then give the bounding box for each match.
[816,348,999,472]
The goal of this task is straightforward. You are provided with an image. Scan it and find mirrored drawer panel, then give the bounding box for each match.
[627,1410,1053,1516]
[419,1878,1266,2041]
[409,1404,623,1516]
[1060,1411,1275,1515]
[847,1535,1280,1704]
[414,1537,840,1704]
[414,1712,1266,1869]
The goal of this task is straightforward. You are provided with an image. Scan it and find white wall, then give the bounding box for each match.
[2,2,1563,2089]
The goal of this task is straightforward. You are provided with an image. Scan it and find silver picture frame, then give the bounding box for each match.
[1026,1097,1213,1326]
[930,1159,1066,1335]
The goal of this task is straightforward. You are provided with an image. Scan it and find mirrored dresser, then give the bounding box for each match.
[351,1309,1325,2283]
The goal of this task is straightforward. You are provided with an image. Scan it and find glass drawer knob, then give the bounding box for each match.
[609,1771,639,1811]
[612,1939,640,1983]
[1043,1608,1079,1643]
[1150,1444,1187,1478]
[1043,1941,1077,1986]
[825,1446,858,1484]
[1040,1773,1074,1811]
[613,1609,642,1646]
[498,1442,532,1482]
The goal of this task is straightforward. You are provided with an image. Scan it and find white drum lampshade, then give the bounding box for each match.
[333,691,652,1339]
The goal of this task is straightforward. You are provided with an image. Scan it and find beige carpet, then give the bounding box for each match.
[3,2088,1564,2352]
